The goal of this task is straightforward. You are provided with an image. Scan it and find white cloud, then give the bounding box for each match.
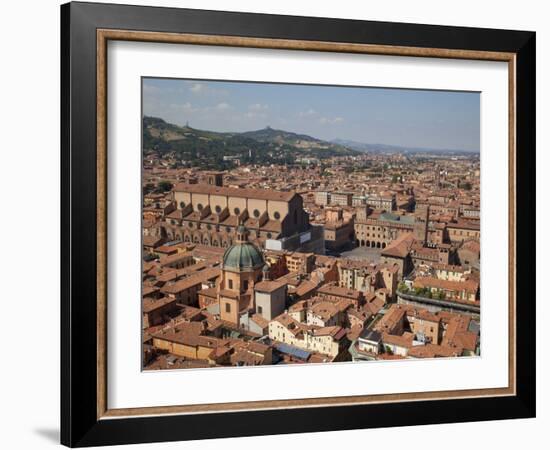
[249,103,269,111]
[187,82,228,97]
[143,84,161,95]
[319,116,344,125]
[189,83,204,94]
[214,102,231,111]
[298,108,317,117]
[168,102,196,113]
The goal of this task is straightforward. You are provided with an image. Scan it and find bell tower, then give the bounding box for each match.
[217,225,265,326]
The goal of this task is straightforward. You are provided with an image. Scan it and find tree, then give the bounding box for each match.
[398,281,408,293]
[158,180,172,192]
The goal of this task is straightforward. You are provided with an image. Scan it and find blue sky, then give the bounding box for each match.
[143,78,480,152]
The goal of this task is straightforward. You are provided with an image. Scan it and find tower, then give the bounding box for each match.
[206,171,224,187]
[217,225,265,325]
[414,205,430,245]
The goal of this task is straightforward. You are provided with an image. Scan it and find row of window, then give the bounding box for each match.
[179,201,282,220]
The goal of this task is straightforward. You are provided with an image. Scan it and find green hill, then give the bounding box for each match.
[143,116,358,169]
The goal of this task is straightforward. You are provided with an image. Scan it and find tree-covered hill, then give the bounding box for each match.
[143,116,359,169]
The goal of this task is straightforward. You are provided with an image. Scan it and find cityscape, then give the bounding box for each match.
[141,79,481,370]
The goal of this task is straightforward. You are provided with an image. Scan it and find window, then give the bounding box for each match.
[234,207,240,215]
[225,303,231,313]
[253,209,260,218]
[179,201,185,209]
[258,306,263,314]
[228,279,233,289]
[243,280,249,291]
[273,211,280,220]
[197,203,203,211]
[215,205,222,213]
[267,233,272,239]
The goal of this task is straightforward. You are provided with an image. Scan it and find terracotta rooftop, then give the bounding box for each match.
[413,276,479,294]
[381,233,416,259]
[174,183,297,202]
[254,279,287,293]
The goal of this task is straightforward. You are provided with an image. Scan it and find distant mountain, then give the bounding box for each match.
[143,117,359,169]
[332,138,479,155]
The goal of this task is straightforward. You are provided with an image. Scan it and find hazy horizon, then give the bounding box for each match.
[143,78,481,153]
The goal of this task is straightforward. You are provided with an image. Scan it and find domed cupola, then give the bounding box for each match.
[222,224,264,272]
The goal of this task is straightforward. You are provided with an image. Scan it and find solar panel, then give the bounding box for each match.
[275,343,310,360]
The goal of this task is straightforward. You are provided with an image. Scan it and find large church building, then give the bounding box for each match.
[159,174,324,253]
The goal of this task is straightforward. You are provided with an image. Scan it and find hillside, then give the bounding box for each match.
[143,116,359,169]
[240,126,322,145]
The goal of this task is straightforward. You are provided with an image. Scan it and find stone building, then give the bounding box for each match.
[158,179,324,253]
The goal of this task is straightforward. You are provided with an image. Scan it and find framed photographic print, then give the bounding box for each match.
[61,1,536,447]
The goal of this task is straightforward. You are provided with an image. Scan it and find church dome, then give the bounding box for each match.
[222,241,265,271]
